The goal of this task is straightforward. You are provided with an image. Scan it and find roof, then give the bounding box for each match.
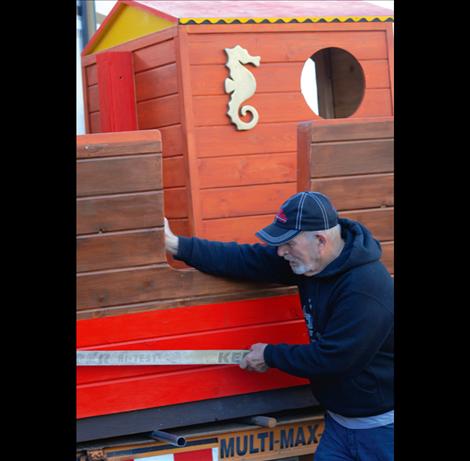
[83,0,393,56]
[132,0,394,24]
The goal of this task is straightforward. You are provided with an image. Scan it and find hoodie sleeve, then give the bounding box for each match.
[263,291,393,379]
[175,236,297,285]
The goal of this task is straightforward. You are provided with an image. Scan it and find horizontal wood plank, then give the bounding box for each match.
[164,187,189,219]
[310,174,393,210]
[137,94,181,129]
[202,214,274,243]
[77,354,306,418]
[188,31,387,65]
[340,208,393,241]
[310,139,393,177]
[201,183,297,219]
[195,122,299,157]
[159,124,185,157]
[77,320,307,385]
[77,265,280,310]
[199,152,296,189]
[77,229,166,272]
[193,92,313,126]
[361,60,391,88]
[77,130,162,158]
[77,191,163,234]
[163,156,186,188]
[133,38,176,72]
[77,155,162,197]
[191,59,390,97]
[135,63,178,101]
[353,88,393,117]
[310,119,393,142]
[78,294,302,347]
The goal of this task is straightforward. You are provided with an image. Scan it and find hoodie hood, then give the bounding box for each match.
[316,218,382,278]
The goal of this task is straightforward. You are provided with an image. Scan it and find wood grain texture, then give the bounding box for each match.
[77,228,166,272]
[77,155,163,197]
[195,122,299,157]
[135,62,178,101]
[137,94,181,129]
[202,214,275,244]
[77,265,280,311]
[201,183,297,219]
[310,174,393,211]
[164,187,189,218]
[310,119,394,142]
[77,191,164,234]
[310,139,393,178]
[133,37,177,73]
[159,124,185,157]
[187,31,387,65]
[198,152,296,189]
[163,156,186,188]
[340,208,394,241]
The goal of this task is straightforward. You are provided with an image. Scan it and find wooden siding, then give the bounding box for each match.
[297,117,394,274]
[185,23,393,243]
[76,130,296,321]
[76,131,306,419]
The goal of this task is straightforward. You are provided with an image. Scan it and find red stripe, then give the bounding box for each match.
[174,448,213,460]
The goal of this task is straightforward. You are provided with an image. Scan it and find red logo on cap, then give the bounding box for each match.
[276,208,287,223]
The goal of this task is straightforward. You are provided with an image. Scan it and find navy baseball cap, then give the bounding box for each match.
[256,191,338,246]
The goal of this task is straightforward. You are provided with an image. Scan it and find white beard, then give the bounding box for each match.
[287,260,311,275]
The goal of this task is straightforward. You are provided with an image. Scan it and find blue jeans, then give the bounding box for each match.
[314,413,394,461]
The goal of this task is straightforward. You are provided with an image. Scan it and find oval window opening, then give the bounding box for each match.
[301,47,365,119]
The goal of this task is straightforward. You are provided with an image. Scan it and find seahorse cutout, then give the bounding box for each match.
[224,45,261,130]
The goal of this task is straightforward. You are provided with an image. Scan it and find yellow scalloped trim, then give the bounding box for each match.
[179,16,394,24]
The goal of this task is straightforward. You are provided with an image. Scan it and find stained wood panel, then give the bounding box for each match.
[310,174,393,211]
[163,156,186,188]
[133,38,177,72]
[203,214,274,244]
[187,31,388,65]
[135,63,178,101]
[195,122,298,157]
[164,187,189,218]
[77,191,163,234]
[340,208,393,242]
[199,152,296,189]
[310,139,394,178]
[77,264,276,311]
[87,84,99,112]
[298,118,394,274]
[89,112,101,133]
[137,94,181,129]
[201,183,297,219]
[159,125,185,157]
[191,60,390,97]
[77,228,166,272]
[77,155,163,197]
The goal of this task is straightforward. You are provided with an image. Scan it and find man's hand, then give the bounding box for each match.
[164,217,179,255]
[240,343,269,373]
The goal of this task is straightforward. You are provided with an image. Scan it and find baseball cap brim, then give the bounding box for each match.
[255,222,301,246]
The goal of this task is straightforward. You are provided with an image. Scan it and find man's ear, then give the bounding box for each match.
[316,232,327,248]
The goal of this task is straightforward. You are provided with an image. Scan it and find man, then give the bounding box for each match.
[165,191,394,461]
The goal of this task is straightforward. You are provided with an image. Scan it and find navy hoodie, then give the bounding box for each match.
[175,218,394,417]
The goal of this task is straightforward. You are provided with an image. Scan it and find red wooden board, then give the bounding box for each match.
[77,294,310,418]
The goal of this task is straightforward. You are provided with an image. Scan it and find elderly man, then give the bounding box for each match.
[165,191,394,461]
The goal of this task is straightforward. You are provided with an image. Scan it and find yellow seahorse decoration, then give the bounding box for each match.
[224,45,261,131]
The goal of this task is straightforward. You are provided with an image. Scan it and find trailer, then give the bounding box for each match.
[77,1,394,459]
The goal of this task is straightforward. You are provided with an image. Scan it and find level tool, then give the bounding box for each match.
[77,350,250,366]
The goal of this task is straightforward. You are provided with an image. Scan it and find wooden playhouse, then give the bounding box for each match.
[77,0,394,442]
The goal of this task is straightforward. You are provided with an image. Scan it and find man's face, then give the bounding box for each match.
[276,232,322,276]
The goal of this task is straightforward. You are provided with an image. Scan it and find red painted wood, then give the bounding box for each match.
[76,294,310,418]
[96,52,138,132]
[175,449,213,461]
